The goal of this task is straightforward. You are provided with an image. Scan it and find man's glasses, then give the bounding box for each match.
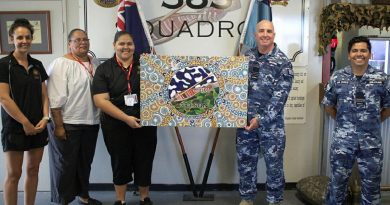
[69,38,90,44]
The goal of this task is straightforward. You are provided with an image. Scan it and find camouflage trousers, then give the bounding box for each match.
[236,128,286,203]
[325,143,383,205]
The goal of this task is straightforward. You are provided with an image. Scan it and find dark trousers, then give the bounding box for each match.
[101,119,157,186]
[48,123,99,204]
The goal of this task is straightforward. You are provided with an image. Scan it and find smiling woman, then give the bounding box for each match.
[0,18,49,205]
[46,28,102,205]
[91,31,157,205]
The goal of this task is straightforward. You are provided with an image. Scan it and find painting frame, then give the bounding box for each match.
[140,54,249,128]
[0,11,52,54]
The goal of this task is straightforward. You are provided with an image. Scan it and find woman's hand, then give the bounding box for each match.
[22,121,37,135]
[54,125,66,140]
[125,116,141,128]
[34,119,48,133]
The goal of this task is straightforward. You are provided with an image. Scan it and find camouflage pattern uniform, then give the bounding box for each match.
[322,65,390,205]
[237,44,293,203]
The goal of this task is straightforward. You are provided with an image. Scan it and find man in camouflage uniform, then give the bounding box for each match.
[322,36,390,205]
[236,20,293,205]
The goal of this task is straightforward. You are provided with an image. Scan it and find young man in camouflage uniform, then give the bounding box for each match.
[236,20,294,205]
[323,36,390,205]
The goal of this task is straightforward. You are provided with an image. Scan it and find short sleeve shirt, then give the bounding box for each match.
[322,65,390,149]
[0,52,48,134]
[92,55,141,119]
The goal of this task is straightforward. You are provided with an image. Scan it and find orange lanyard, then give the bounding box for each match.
[71,54,94,77]
[116,56,133,93]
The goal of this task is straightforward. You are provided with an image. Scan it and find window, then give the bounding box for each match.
[369,38,390,74]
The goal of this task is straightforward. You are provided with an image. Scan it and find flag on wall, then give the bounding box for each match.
[239,0,272,54]
[117,0,153,54]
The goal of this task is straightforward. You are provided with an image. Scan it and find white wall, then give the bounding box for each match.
[284,0,323,181]
[0,0,325,191]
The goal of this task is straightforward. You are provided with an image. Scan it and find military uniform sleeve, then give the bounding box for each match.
[322,73,337,107]
[258,62,294,126]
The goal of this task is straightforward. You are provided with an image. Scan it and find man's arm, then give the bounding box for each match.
[257,62,294,127]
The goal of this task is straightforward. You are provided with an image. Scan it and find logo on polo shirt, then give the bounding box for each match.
[32,69,41,80]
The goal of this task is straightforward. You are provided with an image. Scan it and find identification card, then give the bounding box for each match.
[124,94,138,106]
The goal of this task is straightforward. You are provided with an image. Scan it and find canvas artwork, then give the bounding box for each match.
[140,54,249,127]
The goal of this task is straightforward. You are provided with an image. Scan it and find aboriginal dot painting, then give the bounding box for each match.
[140,54,248,128]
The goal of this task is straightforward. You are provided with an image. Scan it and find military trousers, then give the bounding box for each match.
[325,143,383,205]
[236,128,286,203]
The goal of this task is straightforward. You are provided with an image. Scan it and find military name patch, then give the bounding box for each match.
[336,80,349,84]
[368,80,383,84]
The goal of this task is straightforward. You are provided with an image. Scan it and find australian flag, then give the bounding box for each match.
[117,0,151,55]
[240,0,272,54]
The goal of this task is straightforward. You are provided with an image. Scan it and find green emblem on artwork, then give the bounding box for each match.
[169,66,220,115]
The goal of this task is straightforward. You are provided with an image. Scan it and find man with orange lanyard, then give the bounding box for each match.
[47,29,102,205]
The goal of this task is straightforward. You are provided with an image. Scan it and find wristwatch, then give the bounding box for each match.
[42,116,51,122]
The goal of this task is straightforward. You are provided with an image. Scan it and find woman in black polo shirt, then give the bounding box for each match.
[92,31,156,205]
[0,19,49,205]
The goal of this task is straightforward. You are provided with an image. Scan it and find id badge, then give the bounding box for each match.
[124,94,138,106]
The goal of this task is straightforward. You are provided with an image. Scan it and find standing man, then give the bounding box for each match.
[323,36,390,205]
[237,20,293,205]
[47,29,101,205]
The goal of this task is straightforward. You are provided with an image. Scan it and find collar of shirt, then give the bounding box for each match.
[252,43,279,59]
[343,64,376,80]
[8,51,35,67]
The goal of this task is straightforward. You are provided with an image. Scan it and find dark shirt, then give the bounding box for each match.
[0,52,48,134]
[92,54,141,121]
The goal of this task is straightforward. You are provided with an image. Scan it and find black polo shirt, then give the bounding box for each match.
[92,55,141,119]
[0,52,48,134]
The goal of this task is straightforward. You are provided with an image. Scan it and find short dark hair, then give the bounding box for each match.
[8,18,34,37]
[114,31,133,43]
[348,36,371,53]
[67,28,87,42]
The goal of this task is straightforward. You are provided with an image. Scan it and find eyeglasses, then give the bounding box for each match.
[69,38,90,44]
